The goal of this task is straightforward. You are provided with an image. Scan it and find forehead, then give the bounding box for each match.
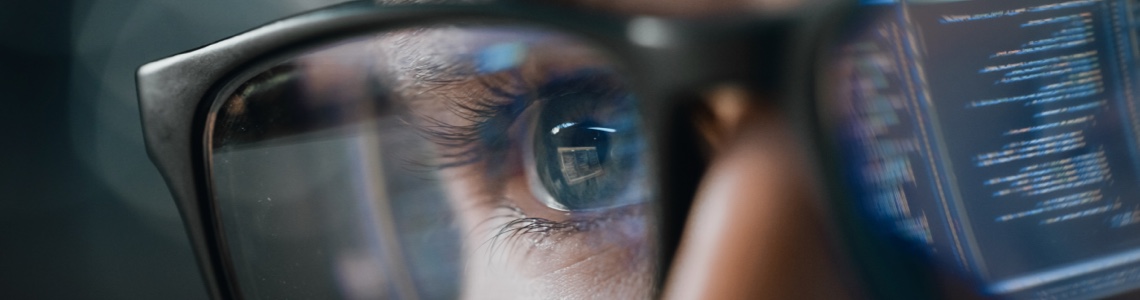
[551,0,806,16]
[370,26,611,79]
[377,0,815,16]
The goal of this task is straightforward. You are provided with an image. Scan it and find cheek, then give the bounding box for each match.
[498,176,652,269]
[523,211,656,299]
[528,245,655,299]
[438,161,655,299]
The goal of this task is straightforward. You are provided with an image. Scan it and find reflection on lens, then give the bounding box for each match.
[208,23,654,300]
[826,1,1140,299]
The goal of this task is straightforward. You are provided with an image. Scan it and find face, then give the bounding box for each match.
[373,27,656,298]
[366,1,854,299]
[191,0,1140,297]
[207,1,857,299]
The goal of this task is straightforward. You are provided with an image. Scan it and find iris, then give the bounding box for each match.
[529,70,646,211]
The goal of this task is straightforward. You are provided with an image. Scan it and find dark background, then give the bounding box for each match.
[1,0,346,298]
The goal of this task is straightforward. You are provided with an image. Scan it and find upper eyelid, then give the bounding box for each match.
[408,70,537,169]
[411,67,628,167]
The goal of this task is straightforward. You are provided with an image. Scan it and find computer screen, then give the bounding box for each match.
[832,0,1140,298]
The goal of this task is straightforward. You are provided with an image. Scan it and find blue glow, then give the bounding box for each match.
[586,127,616,133]
[476,43,526,73]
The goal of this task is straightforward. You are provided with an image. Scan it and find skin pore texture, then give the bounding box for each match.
[372,0,858,299]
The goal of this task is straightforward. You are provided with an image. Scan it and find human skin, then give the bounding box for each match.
[544,0,861,296]
[550,2,861,299]
[379,0,862,298]
[381,30,660,299]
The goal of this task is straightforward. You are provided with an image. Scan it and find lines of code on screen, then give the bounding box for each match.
[840,0,1140,298]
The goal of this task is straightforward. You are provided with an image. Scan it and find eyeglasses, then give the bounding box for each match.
[138,1,1140,299]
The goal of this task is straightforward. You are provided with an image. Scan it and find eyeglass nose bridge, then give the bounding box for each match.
[623,18,800,96]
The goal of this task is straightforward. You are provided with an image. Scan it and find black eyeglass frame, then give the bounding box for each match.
[133,1,943,299]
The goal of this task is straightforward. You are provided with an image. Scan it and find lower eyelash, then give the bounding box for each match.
[482,202,644,257]
[494,206,582,242]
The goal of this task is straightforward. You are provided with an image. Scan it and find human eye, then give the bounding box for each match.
[397,28,655,298]
[528,70,647,213]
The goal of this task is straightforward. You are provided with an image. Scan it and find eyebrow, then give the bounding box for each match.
[371,27,590,102]
[370,27,499,104]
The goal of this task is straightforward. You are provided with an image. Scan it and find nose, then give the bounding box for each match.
[662,88,857,299]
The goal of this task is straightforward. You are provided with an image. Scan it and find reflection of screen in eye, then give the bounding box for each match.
[559,146,604,184]
[833,0,1140,298]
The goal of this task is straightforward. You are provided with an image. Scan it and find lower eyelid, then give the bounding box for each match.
[487,206,654,282]
[482,204,650,259]
[486,193,650,245]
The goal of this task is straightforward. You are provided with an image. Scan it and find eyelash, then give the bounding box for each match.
[415,70,534,170]
[481,204,578,252]
[412,70,582,247]
[415,68,637,249]
[482,202,643,255]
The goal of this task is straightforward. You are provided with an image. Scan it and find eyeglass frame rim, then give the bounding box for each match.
[133,1,941,299]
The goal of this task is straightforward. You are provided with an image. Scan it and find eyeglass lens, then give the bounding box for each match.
[207,24,655,299]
